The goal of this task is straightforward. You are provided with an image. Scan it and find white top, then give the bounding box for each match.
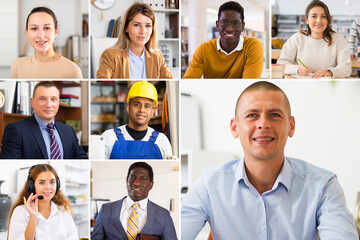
[216,36,244,56]
[119,197,148,233]
[8,201,78,240]
[102,125,173,159]
[277,32,352,77]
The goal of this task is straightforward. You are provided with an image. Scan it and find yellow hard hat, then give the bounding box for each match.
[126,81,158,108]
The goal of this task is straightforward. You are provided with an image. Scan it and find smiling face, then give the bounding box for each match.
[305,6,328,38]
[31,86,60,123]
[127,167,153,202]
[34,171,57,201]
[216,10,244,49]
[230,90,295,163]
[127,97,154,131]
[126,13,153,50]
[26,12,58,55]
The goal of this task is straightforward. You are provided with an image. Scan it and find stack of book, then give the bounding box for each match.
[60,94,80,107]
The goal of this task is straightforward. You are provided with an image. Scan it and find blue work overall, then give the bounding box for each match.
[110,128,163,159]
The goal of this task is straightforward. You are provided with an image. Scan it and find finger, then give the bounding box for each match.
[23,197,27,206]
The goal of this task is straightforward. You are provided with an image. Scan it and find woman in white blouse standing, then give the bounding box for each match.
[277,0,351,78]
[7,164,78,240]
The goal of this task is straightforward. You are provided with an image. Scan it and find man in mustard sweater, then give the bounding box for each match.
[183,1,263,79]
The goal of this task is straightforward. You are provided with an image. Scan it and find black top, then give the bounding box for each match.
[126,125,148,141]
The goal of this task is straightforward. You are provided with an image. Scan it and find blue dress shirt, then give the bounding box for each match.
[34,114,64,159]
[181,157,358,240]
[129,48,147,79]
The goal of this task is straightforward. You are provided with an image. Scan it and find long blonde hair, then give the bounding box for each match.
[113,2,158,51]
[8,164,72,237]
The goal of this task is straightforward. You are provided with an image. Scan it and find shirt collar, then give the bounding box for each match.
[216,36,244,56]
[37,201,59,220]
[125,196,148,211]
[34,113,55,130]
[129,48,145,61]
[273,156,292,192]
[236,156,292,192]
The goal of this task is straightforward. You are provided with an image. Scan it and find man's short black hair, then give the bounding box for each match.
[126,162,154,182]
[218,1,244,22]
[33,81,59,98]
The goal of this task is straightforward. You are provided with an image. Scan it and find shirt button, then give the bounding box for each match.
[260,226,265,231]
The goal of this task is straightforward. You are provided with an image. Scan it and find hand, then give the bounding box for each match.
[311,70,333,79]
[23,193,39,219]
[351,53,357,60]
[297,65,311,76]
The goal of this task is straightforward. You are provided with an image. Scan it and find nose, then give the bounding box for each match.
[257,115,270,130]
[134,178,141,186]
[226,23,234,31]
[45,99,52,107]
[38,28,45,38]
[139,25,145,33]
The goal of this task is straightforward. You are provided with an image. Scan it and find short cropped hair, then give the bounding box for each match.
[126,162,154,182]
[33,81,60,98]
[235,81,291,117]
[218,1,244,22]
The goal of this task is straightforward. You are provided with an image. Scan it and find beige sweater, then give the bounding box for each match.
[278,32,351,77]
[11,55,83,79]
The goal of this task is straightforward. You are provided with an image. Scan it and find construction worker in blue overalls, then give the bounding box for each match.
[103,81,172,159]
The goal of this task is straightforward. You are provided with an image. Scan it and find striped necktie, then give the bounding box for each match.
[46,123,61,159]
[127,203,139,240]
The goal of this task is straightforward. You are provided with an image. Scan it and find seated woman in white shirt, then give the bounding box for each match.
[277,0,351,78]
[7,164,78,240]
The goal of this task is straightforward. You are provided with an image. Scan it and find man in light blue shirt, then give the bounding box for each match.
[181,81,358,239]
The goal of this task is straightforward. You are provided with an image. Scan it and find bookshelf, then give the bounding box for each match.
[53,81,89,147]
[90,81,168,135]
[92,0,180,78]
[273,14,360,42]
[181,26,188,77]
[0,113,30,150]
[50,161,90,239]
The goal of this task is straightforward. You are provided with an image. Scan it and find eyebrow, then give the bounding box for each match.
[242,108,285,114]
[38,178,56,181]
[29,24,53,26]
[133,21,152,24]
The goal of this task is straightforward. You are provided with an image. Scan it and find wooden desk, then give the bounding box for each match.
[0,113,30,148]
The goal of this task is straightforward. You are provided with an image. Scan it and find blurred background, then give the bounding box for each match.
[90,161,180,237]
[0,160,90,240]
[89,80,179,159]
[271,0,360,77]
[181,80,360,239]
[0,0,89,78]
[91,0,180,78]
[181,0,270,78]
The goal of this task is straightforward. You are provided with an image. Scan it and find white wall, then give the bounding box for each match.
[19,0,87,55]
[91,161,180,237]
[0,160,46,194]
[273,0,360,15]
[91,0,133,38]
[181,80,360,211]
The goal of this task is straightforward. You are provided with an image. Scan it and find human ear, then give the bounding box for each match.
[230,117,239,139]
[288,116,295,138]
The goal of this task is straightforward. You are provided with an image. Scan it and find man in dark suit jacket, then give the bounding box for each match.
[91,162,177,240]
[0,81,88,159]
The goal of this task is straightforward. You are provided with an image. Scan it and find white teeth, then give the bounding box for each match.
[254,138,273,141]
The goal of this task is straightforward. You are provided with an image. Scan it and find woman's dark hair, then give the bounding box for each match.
[302,0,335,46]
[26,7,58,29]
